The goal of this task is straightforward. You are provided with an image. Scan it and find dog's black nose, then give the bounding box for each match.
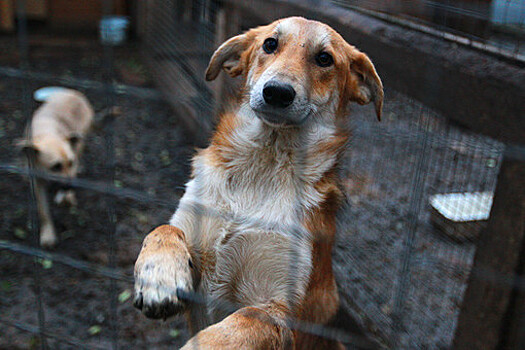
[263,82,296,108]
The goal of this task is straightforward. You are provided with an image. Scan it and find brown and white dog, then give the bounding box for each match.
[19,88,94,247]
[134,17,383,349]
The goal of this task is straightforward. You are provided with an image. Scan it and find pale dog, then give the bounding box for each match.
[134,17,383,349]
[19,89,94,247]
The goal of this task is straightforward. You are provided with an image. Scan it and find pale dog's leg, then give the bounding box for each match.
[54,189,77,206]
[134,225,196,319]
[34,180,57,248]
[55,153,80,206]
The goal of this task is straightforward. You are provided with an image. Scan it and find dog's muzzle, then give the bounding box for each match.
[263,81,296,108]
[255,81,310,126]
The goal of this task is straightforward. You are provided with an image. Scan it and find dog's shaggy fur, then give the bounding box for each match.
[134,17,383,349]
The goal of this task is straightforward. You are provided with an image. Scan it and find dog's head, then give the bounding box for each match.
[206,16,383,127]
[18,135,80,178]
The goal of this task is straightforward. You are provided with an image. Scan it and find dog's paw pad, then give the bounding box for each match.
[134,258,193,319]
[134,290,189,320]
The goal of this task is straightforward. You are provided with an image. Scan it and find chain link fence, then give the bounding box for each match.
[1,0,524,349]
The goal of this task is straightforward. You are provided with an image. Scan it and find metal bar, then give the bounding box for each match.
[15,1,48,348]
[0,164,180,207]
[0,240,133,282]
[453,157,525,349]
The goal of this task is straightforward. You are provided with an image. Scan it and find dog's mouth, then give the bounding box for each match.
[253,108,311,128]
[48,181,74,194]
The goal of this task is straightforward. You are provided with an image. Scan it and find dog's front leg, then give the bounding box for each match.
[181,304,294,350]
[134,225,196,319]
[34,180,57,248]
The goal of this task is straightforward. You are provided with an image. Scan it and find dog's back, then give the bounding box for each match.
[31,89,94,139]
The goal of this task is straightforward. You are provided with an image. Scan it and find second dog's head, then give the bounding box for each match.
[205,16,383,127]
[18,135,81,178]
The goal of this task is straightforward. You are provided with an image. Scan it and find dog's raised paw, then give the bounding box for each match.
[134,254,194,320]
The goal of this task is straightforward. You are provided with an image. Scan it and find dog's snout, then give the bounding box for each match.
[263,82,296,108]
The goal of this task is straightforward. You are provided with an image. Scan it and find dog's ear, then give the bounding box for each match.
[345,48,384,121]
[205,33,251,81]
[68,133,83,148]
[16,139,39,157]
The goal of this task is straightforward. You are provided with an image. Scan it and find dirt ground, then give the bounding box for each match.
[0,30,505,349]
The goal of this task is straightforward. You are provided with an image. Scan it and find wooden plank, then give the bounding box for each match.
[0,0,14,32]
[114,0,127,15]
[25,0,48,19]
[48,0,128,27]
[503,271,525,349]
[48,0,103,26]
[453,158,525,349]
[224,0,525,145]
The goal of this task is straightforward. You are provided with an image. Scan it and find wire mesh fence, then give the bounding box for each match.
[334,89,505,348]
[332,0,525,62]
[0,0,524,349]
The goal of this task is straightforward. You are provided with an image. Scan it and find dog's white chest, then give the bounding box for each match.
[169,152,319,313]
[175,149,323,232]
[168,119,340,322]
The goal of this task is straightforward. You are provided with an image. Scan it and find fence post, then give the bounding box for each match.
[453,155,525,349]
[0,0,15,32]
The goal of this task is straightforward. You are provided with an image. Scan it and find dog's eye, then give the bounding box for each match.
[188,259,194,269]
[50,162,63,172]
[263,38,278,54]
[315,52,333,67]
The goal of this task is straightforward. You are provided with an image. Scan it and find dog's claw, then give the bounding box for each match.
[133,292,143,310]
[139,297,186,320]
[134,259,193,319]
[134,283,190,319]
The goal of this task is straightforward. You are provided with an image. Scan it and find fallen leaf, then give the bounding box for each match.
[88,325,102,335]
[118,289,132,303]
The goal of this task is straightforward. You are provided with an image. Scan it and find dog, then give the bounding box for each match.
[134,16,383,349]
[18,88,94,248]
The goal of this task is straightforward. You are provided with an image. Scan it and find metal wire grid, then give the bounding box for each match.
[334,88,505,348]
[332,0,525,62]
[139,0,217,139]
[0,0,523,349]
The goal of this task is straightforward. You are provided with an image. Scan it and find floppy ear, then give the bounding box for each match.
[205,33,250,81]
[347,50,384,121]
[68,133,83,148]
[16,139,39,157]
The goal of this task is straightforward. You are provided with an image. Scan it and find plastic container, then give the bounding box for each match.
[33,86,69,102]
[99,16,129,45]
